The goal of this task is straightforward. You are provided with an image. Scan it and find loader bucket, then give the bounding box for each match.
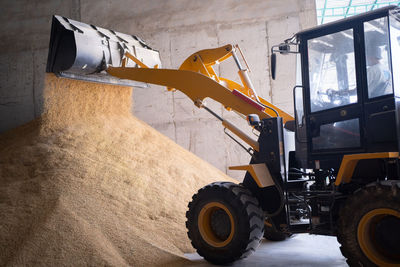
[46,15,161,87]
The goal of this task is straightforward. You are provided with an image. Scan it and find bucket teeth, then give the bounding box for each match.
[46,15,161,87]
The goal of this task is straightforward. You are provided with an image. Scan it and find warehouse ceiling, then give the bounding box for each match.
[316,0,400,24]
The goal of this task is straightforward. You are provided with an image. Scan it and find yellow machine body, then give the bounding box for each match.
[335,152,400,185]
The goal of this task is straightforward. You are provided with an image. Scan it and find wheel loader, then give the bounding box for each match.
[47,6,400,266]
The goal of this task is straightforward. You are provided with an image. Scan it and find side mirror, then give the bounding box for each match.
[271,53,276,80]
[271,42,295,80]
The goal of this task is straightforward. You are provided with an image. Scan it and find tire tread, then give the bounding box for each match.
[186,181,264,264]
[337,181,400,266]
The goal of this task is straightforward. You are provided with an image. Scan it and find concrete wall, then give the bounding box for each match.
[0,0,81,133]
[0,0,316,180]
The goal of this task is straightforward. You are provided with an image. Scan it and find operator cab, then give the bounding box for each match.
[273,6,400,171]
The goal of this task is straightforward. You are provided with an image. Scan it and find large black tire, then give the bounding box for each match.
[263,225,287,241]
[337,181,400,266]
[186,182,264,265]
[263,219,291,241]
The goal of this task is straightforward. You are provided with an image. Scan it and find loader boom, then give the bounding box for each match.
[107,44,293,124]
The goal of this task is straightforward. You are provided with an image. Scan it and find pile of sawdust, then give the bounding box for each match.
[0,74,235,266]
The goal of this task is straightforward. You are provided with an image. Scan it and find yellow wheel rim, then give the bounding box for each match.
[357,208,400,266]
[198,202,235,248]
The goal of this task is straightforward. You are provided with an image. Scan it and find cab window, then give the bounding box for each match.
[308,29,357,112]
[390,11,400,97]
[364,17,393,99]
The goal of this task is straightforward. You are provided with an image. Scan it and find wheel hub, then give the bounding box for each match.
[198,202,235,248]
[358,208,400,266]
[210,209,231,240]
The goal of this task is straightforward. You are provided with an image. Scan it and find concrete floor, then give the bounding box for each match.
[185,234,347,266]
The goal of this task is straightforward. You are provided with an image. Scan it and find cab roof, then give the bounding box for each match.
[296,5,398,39]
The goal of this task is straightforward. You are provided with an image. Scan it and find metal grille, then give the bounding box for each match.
[316,0,400,24]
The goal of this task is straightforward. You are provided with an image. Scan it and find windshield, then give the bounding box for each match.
[307,29,357,112]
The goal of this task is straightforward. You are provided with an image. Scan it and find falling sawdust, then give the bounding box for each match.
[0,74,235,266]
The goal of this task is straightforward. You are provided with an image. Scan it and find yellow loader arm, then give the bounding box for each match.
[107,44,293,123]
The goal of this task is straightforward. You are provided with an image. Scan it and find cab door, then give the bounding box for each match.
[363,16,397,152]
[303,25,365,165]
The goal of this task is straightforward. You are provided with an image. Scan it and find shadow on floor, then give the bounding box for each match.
[184,234,347,267]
